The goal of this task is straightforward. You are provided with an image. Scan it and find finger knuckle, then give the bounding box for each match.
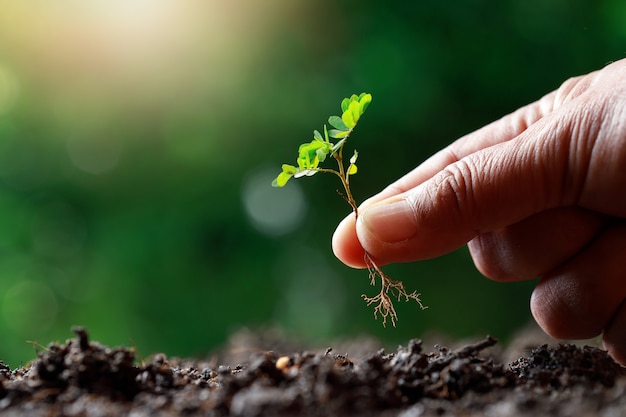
[554,74,594,108]
[433,158,479,226]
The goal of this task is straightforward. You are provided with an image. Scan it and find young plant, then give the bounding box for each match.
[272,93,426,326]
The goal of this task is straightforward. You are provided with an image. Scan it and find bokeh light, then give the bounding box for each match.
[242,168,307,237]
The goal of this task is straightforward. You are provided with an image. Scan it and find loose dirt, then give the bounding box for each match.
[0,327,623,416]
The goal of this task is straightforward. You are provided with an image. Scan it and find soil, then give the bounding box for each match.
[0,327,624,417]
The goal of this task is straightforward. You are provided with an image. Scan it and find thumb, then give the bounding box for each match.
[355,104,594,264]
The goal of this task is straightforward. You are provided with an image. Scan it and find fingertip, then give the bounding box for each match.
[603,337,626,367]
[529,285,568,339]
[603,301,626,366]
[332,213,367,268]
[530,277,604,340]
[531,223,626,349]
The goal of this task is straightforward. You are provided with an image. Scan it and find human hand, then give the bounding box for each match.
[332,58,626,364]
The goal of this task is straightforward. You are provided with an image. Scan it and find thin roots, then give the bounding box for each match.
[331,148,424,326]
[361,252,427,327]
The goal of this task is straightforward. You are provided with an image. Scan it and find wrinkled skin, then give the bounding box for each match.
[332,58,626,365]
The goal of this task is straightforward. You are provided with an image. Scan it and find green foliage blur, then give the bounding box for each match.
[0,1,624,366]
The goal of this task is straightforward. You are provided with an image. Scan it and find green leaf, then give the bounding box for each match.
[316,146,329,162]
[328,115,349,131]
[358,93,372,115]
[348,100,361,125]
[272,164,297,187]
[297,140,331,170]
[348,163,358,175]
[348,150,358,176]
[341,108,355,129]
[272,172,291,187]
[341,97,350,112]
[313,130,324,142]
[328,129,349,139]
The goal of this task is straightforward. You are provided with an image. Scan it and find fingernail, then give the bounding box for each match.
[358,199,417,243]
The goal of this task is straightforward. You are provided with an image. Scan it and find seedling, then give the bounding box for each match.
[272,93,426,326]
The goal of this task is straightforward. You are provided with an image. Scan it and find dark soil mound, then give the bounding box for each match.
[0,327,623,416]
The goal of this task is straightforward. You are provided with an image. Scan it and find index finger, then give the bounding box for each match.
[363,89,559,208]
[332,88,560,268]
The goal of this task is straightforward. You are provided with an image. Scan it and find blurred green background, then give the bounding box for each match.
[0,0,624,367]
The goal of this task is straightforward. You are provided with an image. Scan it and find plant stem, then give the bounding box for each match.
[333,144,359,215]
[329,142,426,327]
